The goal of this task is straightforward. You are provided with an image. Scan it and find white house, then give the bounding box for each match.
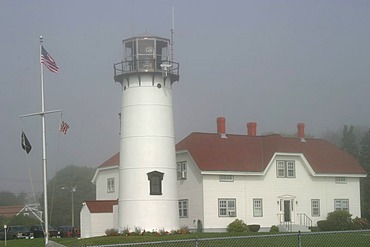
[80,200,118,238]
[175,118,367,232]
[80,119,367,237]
[80,155,119,238]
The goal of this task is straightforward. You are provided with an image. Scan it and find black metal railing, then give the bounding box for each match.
[114,59,179,78]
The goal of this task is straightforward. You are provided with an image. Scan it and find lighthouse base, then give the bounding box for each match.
[118,199,179,232]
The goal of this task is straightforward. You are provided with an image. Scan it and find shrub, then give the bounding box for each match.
[317,220,337,231]
[309,226,320,232]
[120,227,130,236]
[173,225,190,234]
[105,228,119,236]
[352,217,370,230]
[269,225,279,233]
[248,224,260,232]
[327,210,353,230]
[134,226,142,235]
[227,219,248,232]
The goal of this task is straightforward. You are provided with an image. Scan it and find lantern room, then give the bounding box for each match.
[114,34,179,84]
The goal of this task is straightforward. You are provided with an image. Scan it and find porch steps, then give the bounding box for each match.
[279,224,311,232]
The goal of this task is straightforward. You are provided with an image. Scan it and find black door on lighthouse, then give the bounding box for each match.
[284,200,291,222]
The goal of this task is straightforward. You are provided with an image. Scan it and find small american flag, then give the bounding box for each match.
[60,121,70,134]
[41,45,59,73]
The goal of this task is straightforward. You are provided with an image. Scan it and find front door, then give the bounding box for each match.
[284,200,291,222]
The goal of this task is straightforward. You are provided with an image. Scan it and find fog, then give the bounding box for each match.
[1,0,369,195]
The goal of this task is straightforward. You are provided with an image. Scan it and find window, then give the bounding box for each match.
[147,171,164,195]
[218,199,236,217]
[219,175,234,182]
[107,178,115,193]
[311,199,320,217]
[334,199,349,211]
[253,199,263,217]
[177,161,187,180]
[276,161,295,178]
[335,177,347,184]
[178,199,188,218]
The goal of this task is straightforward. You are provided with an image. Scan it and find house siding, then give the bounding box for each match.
[177,152,204,231]
[95,167,119,200]
[80,205,91,238]
[90,212,115,237]
[180,153,362,232]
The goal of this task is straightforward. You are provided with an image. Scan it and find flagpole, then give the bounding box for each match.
[40,36,49,246]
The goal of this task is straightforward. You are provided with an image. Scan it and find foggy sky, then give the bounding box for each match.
[1,0,370,195]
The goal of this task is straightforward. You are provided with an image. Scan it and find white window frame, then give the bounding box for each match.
[335,177,347,184]
[253,199,263,217]
[107,177,115,193]
[219,175,234,182]
[218,198,236,217]
[178,199,188,218]
[311,199,320,217]
[334,199,349,211]
[177,161,187,180]
[276,160,295,178]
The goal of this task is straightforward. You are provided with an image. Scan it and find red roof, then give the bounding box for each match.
[98,153,119,168]
[175,132,366,175]
[0,205,24,218]
[85,200,118,213]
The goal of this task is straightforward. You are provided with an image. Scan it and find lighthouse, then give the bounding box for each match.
[114,34,180,231]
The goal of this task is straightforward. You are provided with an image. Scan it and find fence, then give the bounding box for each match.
[82,230,370,247]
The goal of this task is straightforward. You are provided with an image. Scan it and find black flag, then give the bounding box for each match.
[21,132,32,154]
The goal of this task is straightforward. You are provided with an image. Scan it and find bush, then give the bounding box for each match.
[269,225,279,233]
[173,225,190,234]
[248,224,260,232]
[352,217,370,230]
[327,210,353,230]
[309,226,320,232]
[227,219,248,232]
[317,220,337,231]
[105,228,119,236]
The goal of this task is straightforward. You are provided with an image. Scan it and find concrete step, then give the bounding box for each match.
[279,224,310,232]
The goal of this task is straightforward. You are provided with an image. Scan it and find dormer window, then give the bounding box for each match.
[277,161,295,178]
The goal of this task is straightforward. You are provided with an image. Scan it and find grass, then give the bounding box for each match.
[1,231,370,247]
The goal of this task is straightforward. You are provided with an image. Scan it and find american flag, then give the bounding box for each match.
[60,121,70,134]
[41,45,59,73]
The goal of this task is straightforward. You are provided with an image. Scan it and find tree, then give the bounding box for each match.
[341,125,358,158]
[359,128,370,170]
[39,165,96,228]
[0,191,27,206]
[359,128,370,220]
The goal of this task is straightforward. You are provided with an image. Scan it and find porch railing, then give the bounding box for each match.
[297,213,313,228]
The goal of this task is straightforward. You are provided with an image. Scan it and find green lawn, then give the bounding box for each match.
[1,231,370,247]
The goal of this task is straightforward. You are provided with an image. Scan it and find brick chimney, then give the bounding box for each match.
[297,123,305,139]
[247,122,257,136]
[217,117,227,138]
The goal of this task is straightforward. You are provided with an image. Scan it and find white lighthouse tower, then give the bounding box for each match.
[114,34,180,231]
